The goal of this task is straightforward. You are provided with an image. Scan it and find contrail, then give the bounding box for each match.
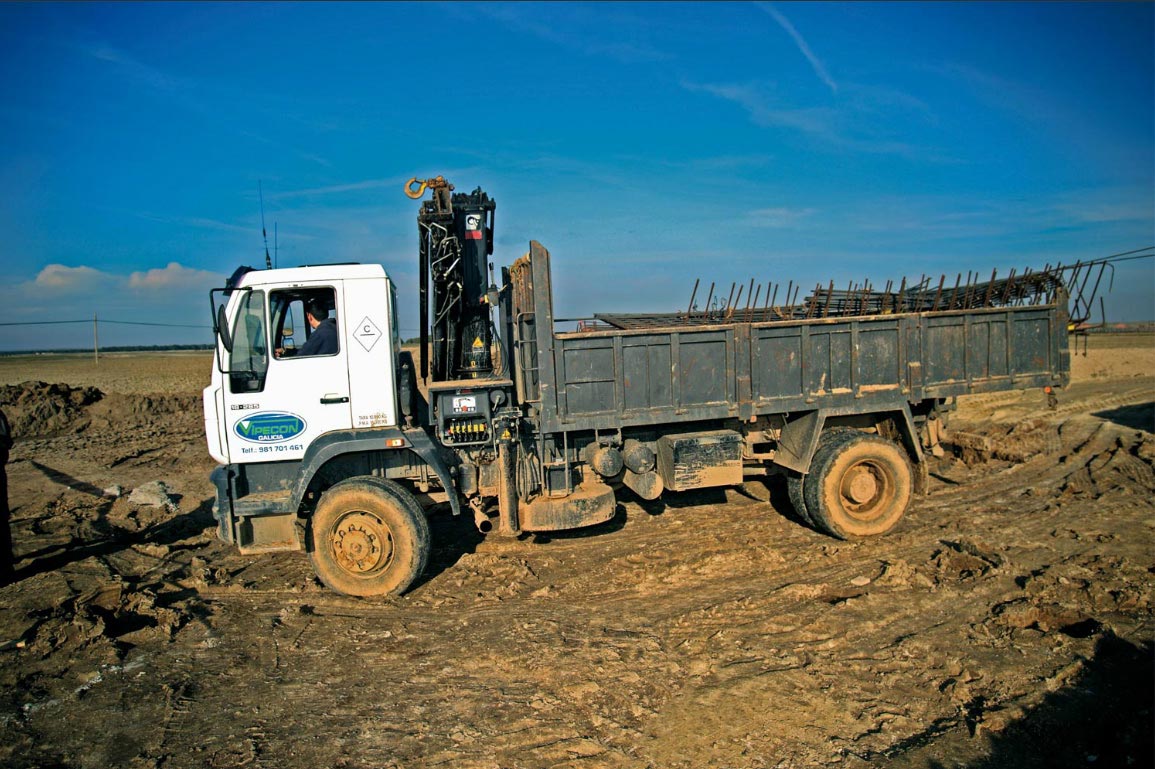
[757,2,838,94]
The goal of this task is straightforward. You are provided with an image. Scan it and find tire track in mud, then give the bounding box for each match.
[163,589,661,768]
[621,423,1152,764]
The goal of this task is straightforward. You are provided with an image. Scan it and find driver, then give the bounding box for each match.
[277,299,338,358]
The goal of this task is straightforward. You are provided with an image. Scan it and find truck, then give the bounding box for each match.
[203,177,1085,597]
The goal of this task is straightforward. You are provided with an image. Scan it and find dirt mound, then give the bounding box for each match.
[0,381,103,439]
[87,392,202,435]
[0,382,202,443]
[92,393,200,420]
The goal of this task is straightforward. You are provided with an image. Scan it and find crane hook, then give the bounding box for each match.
[404,178,427,199]
[404,175,453,200]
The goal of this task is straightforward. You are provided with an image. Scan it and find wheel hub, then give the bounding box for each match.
[844,465,879,504]
[331,512,394,575]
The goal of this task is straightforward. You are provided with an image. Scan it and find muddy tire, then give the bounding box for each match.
[309,478,430,597]
[787,428,858,528]
[786,472,813,526]
[804,433,913,539]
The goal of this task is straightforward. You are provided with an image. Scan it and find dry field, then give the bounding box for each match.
[0,336,1151,768]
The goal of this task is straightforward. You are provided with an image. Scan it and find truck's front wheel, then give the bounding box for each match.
[804,433,912,539]
[309,478,430,596]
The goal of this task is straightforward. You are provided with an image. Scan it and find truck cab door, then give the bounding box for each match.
[221,282,353,464]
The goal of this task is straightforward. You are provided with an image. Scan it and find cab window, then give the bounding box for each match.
[271,288,339,360]
[228,289,268,393]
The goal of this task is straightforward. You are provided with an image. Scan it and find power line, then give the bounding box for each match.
[100,320,212,329]
[0,320,90,326]
[0,319,211,328]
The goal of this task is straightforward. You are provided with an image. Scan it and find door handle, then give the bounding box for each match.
[320,395,349,404]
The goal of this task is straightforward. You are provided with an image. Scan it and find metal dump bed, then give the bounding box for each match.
[509,242,1070,435]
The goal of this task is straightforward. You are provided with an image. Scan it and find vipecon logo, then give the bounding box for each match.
[234,412,307,443]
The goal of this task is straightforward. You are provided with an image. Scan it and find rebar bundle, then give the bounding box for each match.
[588,247,1152,332]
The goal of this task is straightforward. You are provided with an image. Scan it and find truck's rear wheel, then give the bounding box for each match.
[804,433,912,539]
[787,428,857,528]
[309,478,430,597]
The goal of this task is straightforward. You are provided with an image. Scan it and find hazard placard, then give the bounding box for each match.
[355,317,382,352]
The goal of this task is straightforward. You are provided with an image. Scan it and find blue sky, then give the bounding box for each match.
[1,1,1151,351]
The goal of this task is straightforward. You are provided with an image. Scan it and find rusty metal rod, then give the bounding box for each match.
[685,278,699,320]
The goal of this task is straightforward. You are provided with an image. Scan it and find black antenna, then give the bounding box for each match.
[274,222,278,269]
[259,180,272,270]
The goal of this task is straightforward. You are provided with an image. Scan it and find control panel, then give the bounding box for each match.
[429,380,512,447]
[439,391,492,445]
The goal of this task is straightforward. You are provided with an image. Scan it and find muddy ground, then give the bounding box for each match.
[0,340,1151,769]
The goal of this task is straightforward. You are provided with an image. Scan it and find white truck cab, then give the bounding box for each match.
[203,262,458,592]
[203,264,401,466]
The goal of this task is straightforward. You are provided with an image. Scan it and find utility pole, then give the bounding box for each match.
[93,312,99,364]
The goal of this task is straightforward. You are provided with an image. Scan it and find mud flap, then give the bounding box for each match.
[887,403,928,495]
[774,405,929,494]
[775,410,827,474]
[519,480,617,532]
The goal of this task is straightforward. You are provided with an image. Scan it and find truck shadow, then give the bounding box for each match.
[414,510,486,589]
[923,633,1152,769]
[416,503,635,586]
[28,460,109,498]
[1093,401,1154,432]
[14,499,217,584]
[731,476,812,527]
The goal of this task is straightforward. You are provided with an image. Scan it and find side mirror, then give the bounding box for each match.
[217,304,234,353]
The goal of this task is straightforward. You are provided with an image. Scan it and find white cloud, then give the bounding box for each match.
[33,264,113,291]
[84,43,179,91]
[13,261,220,302]
[804,188,1155,247]
[128,262,219,291]
[1051,199,1153,225]
[747,207,817,228]
[682,81,838,139]
[682,79,938,160]
[755,2,838,94]
[469,4,670,64]
[76,42,332,169]
[129,211,255,235]
[270,178,406,200]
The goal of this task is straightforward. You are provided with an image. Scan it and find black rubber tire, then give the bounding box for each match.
[786,472,813,526]
[804,432,913,540]
[787,428,858,528]
[308,477,430,597]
